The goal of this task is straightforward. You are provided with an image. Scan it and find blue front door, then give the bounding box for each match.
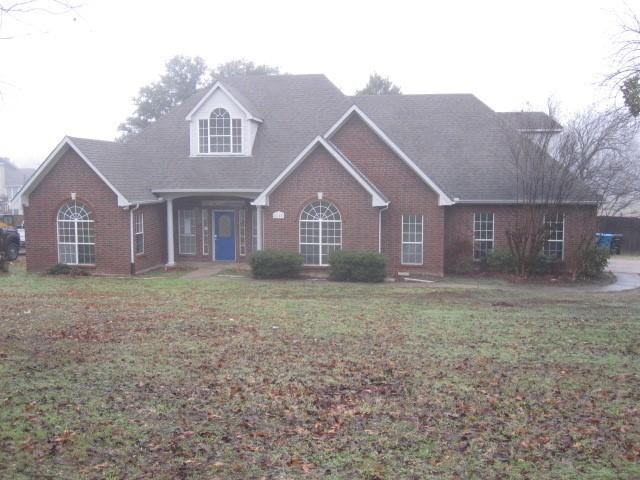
[214,211,235,261]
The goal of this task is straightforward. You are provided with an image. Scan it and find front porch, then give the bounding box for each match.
[160,193,263,268]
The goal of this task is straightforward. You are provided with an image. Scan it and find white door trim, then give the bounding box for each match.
[212,209,237,261]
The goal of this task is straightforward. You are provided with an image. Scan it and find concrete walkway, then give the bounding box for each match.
[595,257,640,293]
[180,262,249,280]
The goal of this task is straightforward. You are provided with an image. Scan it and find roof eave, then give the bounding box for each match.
[184,81,263,122]
[12,137,130,209]
[324,105,454,206]
[253,136,389,208]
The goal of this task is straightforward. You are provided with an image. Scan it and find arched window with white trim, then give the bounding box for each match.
[299,200,342,265]
[57,200,96,265]
[197,108,243,154]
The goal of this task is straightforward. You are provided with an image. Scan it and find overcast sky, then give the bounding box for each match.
[0,0,636,168]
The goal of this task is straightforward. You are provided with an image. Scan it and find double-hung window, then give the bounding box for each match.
[401,215,423,265]
[178,209,196,255]
[473,213,494,260]
[544,213,564,259]
[134,211,144,255]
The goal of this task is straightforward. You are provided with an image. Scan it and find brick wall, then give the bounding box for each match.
[330,114,444,276]
[265,144,379,258]
[134,202,166,273]
[444,204,598,271]
[24,148,131,275]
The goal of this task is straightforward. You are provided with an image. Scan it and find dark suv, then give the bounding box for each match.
[0,227,20,262]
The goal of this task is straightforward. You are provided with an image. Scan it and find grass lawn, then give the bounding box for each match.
[1,263,639,479]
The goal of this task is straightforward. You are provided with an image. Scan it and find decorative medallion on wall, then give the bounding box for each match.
[272,211,285,219]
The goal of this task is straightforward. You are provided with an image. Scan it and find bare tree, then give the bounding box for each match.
[606,10,640,116]
[555,107,640,216]
[501,113,587,277]
[0,0,79,40]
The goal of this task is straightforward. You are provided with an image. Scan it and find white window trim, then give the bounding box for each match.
[543,213,565,260]
[401,215,424,266]
[178,209,196,255]
[239,209,246,256]
[202,209,210,256]
[56,202,96,266]
[472,212,494,261]
[197,109,243,156]
[299,201,342,267]
[134,211,144,255]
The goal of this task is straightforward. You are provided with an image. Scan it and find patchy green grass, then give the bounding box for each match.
[1,263,639,479]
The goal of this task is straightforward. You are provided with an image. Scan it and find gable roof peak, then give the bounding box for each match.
[184,80,263,122]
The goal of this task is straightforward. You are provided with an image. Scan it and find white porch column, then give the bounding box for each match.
[256,205,263,251]
[166,198,175,266]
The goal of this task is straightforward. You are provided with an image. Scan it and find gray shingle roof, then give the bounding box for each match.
[58,74,596,204]
[497,111,562,132]
[352,95,593,202]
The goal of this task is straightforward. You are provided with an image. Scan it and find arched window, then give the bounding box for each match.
[57,200,96,265]
[197,108,243,154]
[299,200,342,265]
[210,108,231,152]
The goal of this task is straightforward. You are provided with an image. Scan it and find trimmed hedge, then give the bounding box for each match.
[249,250,303,279]
[328,250,387,282]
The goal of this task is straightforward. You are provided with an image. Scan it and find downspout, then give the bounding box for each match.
[129,204,140,275]
[378,204,389,253]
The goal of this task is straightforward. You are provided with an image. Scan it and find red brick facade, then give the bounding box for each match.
[24,149,131,275]
[264,145,379,258]
[444,204,598,272]
[133,203,166,273]
[23,121,598,277]
[330,114,445,276]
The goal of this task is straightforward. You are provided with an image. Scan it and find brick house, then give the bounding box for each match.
[13,74,598,276]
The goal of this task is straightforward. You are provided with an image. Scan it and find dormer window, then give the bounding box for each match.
[198,108,242,154]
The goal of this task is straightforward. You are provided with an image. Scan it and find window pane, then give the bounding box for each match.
[232,119,242,153]
[251,208,257,252]
[218,215,231,236]
[473,213,494,260]
[299,201,342,265]
[401,214,423,265]
[239,209,246,256]
[199,119,209,153]
[543,214,564,259]
[57,201,95,265]
[202,210,209,256]
[178,209,196,255]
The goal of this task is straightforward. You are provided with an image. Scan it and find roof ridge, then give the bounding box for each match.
[67,136,122,145]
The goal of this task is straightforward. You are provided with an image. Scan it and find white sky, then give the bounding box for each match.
[0,0,637,168]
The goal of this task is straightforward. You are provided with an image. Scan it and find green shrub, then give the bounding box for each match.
[249,250,303,279]
[47,264,90,276]
[47,263,72,275]
[531,254,563,276]
[445,240,474,274]
[482,248,514,273]
[574,246,610,280]
[328,250,387,282]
